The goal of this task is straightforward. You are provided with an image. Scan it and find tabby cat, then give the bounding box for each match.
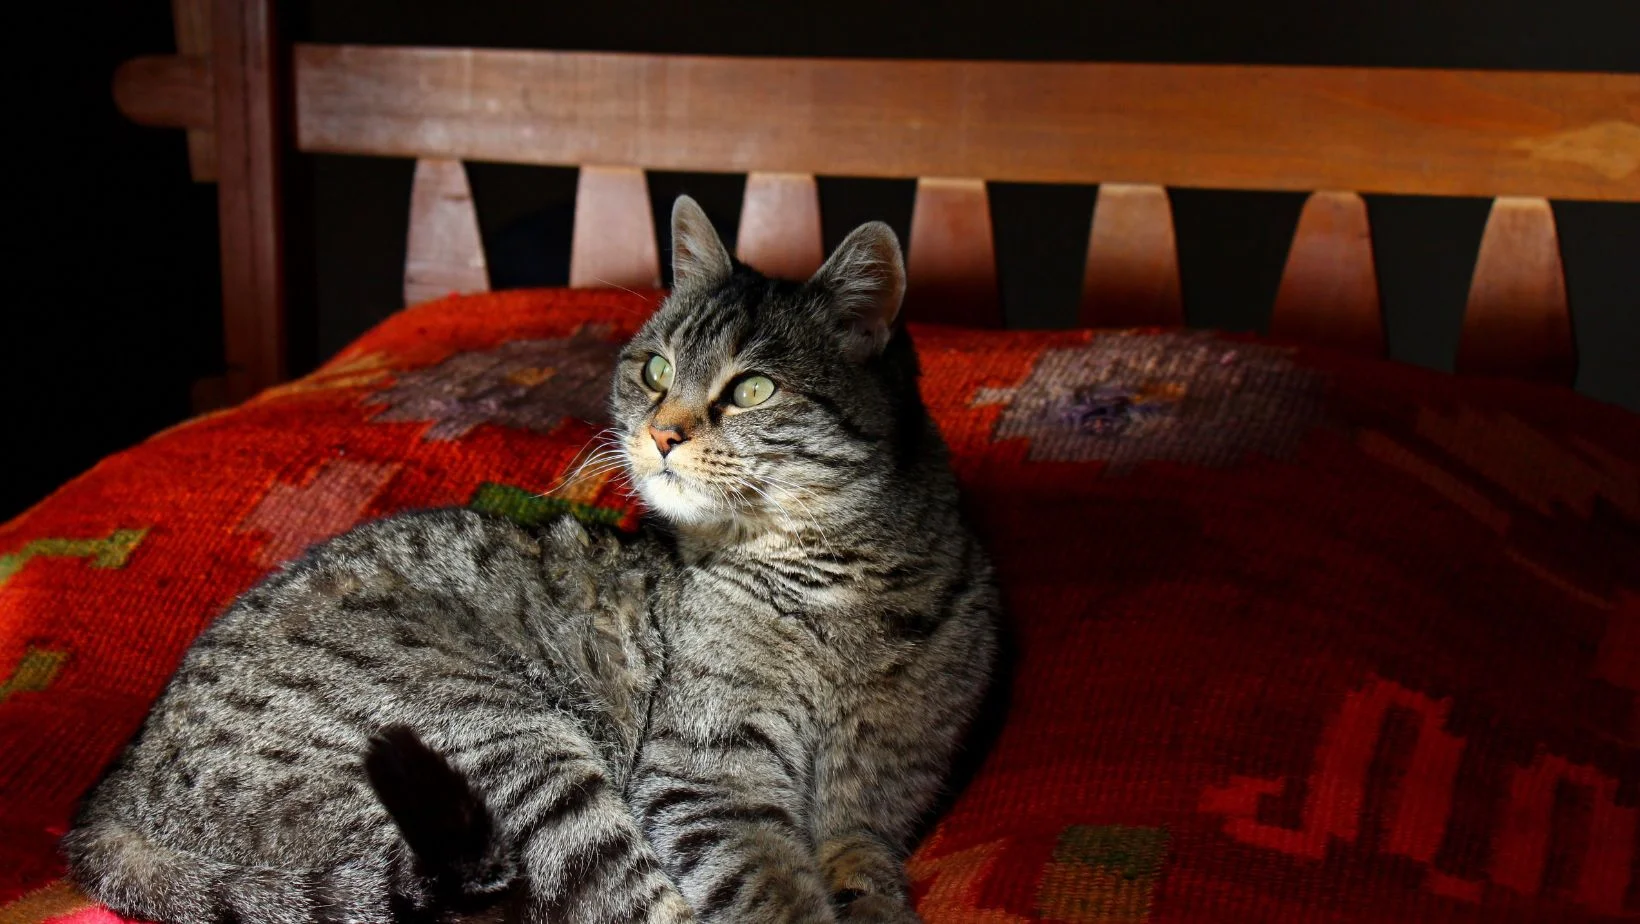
[64,196,1001,924]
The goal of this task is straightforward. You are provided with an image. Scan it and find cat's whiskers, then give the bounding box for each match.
[540,429,619,485]
[752,473,832,544]
[738,481,810,549]
[562,459,630,492]
[544,453,625,493]
[735,476,833,557]
[585,276,664,313]
[536,430,633,499]
[690,478,761,540]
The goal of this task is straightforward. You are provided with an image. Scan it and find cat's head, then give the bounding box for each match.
[612,195,922,534]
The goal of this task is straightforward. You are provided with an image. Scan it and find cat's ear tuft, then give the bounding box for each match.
[810,221,906,361]
[670,195,733,291]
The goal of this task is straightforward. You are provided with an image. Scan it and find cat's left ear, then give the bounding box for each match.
[670,195,734,291]
[809,221,906,361]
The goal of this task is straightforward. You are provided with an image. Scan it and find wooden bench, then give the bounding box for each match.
[113,0,1640,405]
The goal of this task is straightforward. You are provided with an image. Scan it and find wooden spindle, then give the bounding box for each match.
[1270,191,1384,355]
[1078,183,1183,328]
[903,177,1002,328]
[569,165,661,290]
[403,158,489,307]
[1458,197,1575,384]
[212,0,283,401]
[171,0,216,181]
[737,172,824,280]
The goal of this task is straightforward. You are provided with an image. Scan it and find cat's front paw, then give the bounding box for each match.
[836,892,923,924]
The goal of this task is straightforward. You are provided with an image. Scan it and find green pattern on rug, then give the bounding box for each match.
[0,647,67,704]
[1036,825,1170,924]
[0,529,148,589]
[468,482,626,528]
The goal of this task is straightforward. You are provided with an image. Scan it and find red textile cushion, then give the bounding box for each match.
[3,288,1637,923]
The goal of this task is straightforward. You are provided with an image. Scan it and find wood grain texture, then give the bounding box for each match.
[737,172,824,280]
[1270,191,1385,355]
[404,159,490,307]
[1458,197,1576,383]
[1079,183,1183,328]
[171,0,216,181]
[569,166,661,290]
[294,46,1640,201]
[903,178,1002,328]
[112,55,212,130]
[213,0,285,400]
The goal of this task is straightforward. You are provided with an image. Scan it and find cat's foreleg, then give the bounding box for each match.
[404,716,696,924]
[813,616,996,924]
[629,708,835,924]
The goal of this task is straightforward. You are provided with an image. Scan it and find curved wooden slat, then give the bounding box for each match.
[403,158,489,307]
[737,172,824,280]
[1079,183,1183,328]
[1457,197,1575,383]
[1270,191,1384,355]
[569,165,661,290]
[903,178,1001,328]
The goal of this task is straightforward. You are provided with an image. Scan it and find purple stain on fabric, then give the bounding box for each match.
[368,326,621,440]
[976,332,1324,469]
[1061,386,1139,435]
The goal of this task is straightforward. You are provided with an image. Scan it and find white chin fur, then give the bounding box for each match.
[637,473,725,526]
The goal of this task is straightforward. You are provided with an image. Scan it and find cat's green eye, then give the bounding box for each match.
[732,375,777,408]
[642,354,674,392]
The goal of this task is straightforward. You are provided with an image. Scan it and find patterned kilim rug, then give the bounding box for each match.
[3,288,1637,922]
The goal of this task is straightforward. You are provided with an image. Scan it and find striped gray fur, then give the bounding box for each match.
[64,196,1000,924]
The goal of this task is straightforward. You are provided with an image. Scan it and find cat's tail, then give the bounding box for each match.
[364,724,516,908]
[62,809,409,924]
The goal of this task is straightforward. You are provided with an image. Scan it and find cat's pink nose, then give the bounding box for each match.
[649,425,688,457]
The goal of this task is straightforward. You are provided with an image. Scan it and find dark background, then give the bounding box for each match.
[7,0,1638,521]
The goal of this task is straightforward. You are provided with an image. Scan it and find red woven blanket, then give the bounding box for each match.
[3,288,1637,923]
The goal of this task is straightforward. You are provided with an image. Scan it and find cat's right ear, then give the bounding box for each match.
[670,195,734,291]
[809,221,906,362]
